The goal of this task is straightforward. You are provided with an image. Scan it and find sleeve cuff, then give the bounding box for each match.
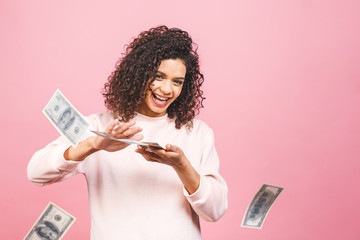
[184,175,209,206]
[52,144,82,172]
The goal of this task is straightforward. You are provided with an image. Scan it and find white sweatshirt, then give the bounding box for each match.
[28,112,228,240]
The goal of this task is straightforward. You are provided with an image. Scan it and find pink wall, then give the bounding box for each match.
[1,0,360,239]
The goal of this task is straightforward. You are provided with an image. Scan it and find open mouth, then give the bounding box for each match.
[152,93,171,107]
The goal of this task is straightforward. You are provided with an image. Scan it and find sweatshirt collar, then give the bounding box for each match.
[134,112,168,122]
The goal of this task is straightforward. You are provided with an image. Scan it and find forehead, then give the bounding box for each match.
[157,59,186,77]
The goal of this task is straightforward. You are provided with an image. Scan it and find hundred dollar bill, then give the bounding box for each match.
[91,130,165,149]
[43,89,89,146]
[24,202,76,240]
[241,184,284,229]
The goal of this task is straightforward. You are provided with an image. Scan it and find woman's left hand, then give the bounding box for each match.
[135,144,188,170]
[136,144,200,194]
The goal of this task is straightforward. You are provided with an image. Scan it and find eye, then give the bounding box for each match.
[155,74,163,80]
[173,80,184,86]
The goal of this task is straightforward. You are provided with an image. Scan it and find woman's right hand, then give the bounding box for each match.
[64,119,143,161]
[92,119,143,152]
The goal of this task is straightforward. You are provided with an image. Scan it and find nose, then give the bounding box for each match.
[159,80,172,95]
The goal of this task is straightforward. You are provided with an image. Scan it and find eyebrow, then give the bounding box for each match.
[156,70,185,80]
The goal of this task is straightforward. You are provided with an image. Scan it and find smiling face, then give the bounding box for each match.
[139,58,186,117]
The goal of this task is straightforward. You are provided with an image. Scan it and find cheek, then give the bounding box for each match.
[145,83,155,97]
[145,91,153,103]
[174,86,183,98]
[149,81,159,89]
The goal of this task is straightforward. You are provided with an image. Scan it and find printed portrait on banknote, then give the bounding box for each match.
[57,108,75,131]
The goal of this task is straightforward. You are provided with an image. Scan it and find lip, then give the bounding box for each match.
[151,93,171,107]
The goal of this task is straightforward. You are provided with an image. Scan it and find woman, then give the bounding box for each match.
[28,25,228,240]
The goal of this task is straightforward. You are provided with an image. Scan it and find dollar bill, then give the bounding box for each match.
[43,89,89,146]
[241,184,284,229]
[24,202,76,240]
[91,130,164,149]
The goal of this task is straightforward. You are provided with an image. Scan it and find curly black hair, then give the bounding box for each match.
[103,25,205,129]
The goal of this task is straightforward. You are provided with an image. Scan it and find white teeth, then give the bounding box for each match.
[154,94,169,101]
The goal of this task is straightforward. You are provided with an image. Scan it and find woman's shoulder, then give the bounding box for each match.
[184,119,216,144]
[190,118,214,134]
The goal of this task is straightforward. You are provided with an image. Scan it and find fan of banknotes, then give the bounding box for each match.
[90,130,164,149]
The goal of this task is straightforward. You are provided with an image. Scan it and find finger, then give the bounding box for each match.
[113,120,136,134]
[147,146,166,156]
[135,150,156,162]
[120,120,136,131]
[165,144,180,152]
[105,119,120,133]
[135,148,161,162]
[118,126,143,138]
[147,145,181,161]
[131,134,144,142]
[148,144,179,156]
[135,147,145,154]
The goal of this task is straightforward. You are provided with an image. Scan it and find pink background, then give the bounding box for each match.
[1,0,360,239]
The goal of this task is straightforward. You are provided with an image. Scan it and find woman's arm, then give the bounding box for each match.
[63,136,98,161]
[28,118,143,185]
[135,144,200,194]
[135,128,228,222]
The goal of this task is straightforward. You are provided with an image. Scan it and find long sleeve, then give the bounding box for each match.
[27,113,104,186]
[27,135,84,186]
[184,129,228,222]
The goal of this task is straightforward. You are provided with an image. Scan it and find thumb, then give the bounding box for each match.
[165,144,180,152]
